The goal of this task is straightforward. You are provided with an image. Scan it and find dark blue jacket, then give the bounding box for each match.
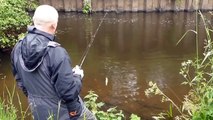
[11,26,83,120]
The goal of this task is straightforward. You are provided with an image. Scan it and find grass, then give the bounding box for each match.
[0,78,31,120]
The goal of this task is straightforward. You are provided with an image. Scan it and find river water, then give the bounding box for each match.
[0,12,212,119]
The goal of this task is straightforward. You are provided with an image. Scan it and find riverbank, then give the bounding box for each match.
[38,0,213,12]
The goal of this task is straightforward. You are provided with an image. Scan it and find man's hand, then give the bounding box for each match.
[72,65,84,79]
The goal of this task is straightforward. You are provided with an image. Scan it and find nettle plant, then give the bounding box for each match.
[84,91,141,120]
[145,11,213,120]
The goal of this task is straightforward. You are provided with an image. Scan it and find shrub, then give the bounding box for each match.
[0,0,37,49]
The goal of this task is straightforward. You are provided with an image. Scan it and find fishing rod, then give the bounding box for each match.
[79,13,108,68]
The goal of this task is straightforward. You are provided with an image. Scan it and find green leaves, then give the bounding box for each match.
[84,90,124,119]
[192,87,213,120]
[0,0,30,30]
[84,90,140,120]
[84,91,103,114]
[130,114,141,120]
[96,107,124,120]
[82,0,91,14]
[0,0,37,49]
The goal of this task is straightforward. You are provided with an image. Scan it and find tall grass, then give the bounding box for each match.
[0,98,17,120]
[0,79,31,120]
[145,11,213,120]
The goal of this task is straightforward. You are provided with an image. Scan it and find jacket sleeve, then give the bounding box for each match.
[50,47,82,118]
[11,43,28,97]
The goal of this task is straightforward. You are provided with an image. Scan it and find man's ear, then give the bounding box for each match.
[50,23,57,34]
[51,23,57,30]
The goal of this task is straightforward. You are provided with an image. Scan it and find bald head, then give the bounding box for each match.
[33,5,59,34]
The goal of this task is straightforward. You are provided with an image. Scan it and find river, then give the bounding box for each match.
[0,12,212,119]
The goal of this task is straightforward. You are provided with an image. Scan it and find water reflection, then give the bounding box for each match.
[103,58,140,101]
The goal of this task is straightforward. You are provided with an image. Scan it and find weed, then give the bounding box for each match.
[83,0,92,14]
[84,90,141,120]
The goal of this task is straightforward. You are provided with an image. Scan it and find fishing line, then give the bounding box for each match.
[166,85,182,102]
[79,13,108,68]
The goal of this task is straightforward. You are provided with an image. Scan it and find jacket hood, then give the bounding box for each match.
[20,26,55,71]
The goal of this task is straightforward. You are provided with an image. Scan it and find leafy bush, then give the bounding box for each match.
[145,11,213,120]
[0,0,37,49]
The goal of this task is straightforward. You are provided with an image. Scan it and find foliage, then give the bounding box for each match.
[84,91,141,120]
[0,0,37,49]
[84,91,124,120]
[82,0,92,14]
[130,114,141,120]
[145,11,213,120]
[145,81,186,119]
[0,77,17,120]
[0,83,31,120]
[0,89,141,120]
[0,98,17,120]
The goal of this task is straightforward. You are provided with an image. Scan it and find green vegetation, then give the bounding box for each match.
[0,0,37,49]
[82,0,92,14]
[0,76,17,120]
[84,91,124,120]
[0,98,17,120]
[0,88,141,120]
[84,91,141,120]
[145,11,213,120]
[0,83,30,120]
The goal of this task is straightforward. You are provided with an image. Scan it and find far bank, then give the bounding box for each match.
[39,0,213,12]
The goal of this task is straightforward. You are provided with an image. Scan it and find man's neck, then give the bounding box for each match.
[35,25,55,35]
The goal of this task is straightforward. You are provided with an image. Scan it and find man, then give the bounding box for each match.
[11,5,96,120]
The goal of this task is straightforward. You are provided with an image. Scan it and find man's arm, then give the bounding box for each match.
[49,47,83,118]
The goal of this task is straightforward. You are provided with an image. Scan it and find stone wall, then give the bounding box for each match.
[38,0,213,12]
